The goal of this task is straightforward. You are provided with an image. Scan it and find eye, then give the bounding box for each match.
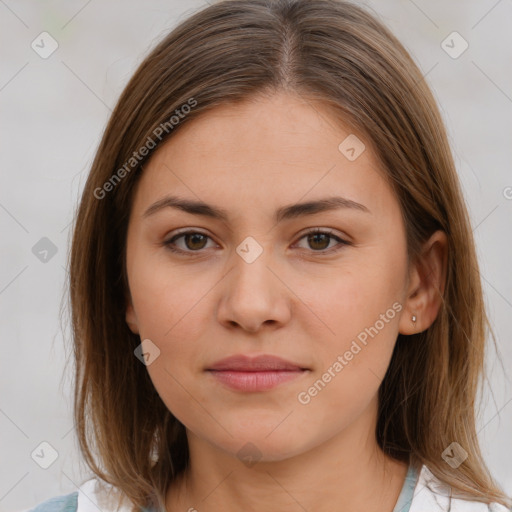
[163,228,350,256]
[163,230,216,254]
[293,228,350,254]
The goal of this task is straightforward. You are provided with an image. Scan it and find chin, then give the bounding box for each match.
[209,430,312,464]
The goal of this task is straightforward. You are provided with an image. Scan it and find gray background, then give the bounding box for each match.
[1,0,511,511]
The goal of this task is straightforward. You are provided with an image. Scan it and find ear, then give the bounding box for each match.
[125,296,140,335]
[399,230,448,335]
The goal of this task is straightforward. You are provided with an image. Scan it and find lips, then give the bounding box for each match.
[206,354,309,392]
[206,354,308,372]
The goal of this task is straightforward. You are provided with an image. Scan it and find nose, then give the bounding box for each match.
[216,245,292,333]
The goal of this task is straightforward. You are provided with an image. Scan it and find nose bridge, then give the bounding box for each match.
[217,234,290,331]
[231,234,276,295]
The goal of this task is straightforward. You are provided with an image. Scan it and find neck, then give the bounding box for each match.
[165,403,409,512]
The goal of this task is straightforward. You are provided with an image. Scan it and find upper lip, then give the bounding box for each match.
[207,354,308,372]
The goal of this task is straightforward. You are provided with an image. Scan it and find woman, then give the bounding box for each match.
[28,0,512,511]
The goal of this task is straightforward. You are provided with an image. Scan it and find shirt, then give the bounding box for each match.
[23,463,510,512]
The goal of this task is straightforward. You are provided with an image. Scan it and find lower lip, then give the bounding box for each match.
[207,370,307,391]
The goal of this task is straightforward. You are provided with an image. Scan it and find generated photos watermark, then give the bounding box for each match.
[94,97,197,200]
[297,301,403,405]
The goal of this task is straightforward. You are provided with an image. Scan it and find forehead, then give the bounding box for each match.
[131,92,396,221]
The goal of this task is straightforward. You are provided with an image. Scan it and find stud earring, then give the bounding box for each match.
[411,315,417,323]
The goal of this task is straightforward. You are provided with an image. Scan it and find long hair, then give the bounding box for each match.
[66,0,511,510]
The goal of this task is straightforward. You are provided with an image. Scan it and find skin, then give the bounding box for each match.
[125,91,447,512]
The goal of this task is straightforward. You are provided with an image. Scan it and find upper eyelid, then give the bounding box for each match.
[165,227,348,240]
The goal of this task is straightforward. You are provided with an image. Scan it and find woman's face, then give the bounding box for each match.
[125,91,411,462]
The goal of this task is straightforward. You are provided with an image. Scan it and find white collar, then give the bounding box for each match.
[409,464,510,512]
[77,478,133,512]
[76,464,510,512]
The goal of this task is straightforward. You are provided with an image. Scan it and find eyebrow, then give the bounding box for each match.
[142,194,371,223]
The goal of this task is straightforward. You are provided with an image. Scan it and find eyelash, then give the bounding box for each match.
[163,228,350,256]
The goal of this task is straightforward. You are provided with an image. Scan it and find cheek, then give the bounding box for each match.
[294,273,402,433]
[299,249,406,382]
[130,263,212,424]
[307,260,404,336]
[129,248,212,338]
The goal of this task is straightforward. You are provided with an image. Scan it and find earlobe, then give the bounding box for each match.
[399,230,448,335]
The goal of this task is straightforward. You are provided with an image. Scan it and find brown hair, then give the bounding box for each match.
[66,0,511,510]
